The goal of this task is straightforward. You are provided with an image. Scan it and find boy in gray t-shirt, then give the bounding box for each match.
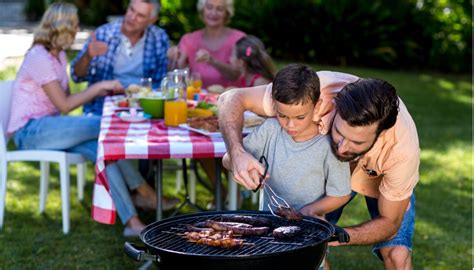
[223,64,351,218]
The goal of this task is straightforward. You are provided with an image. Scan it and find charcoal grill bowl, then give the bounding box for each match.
[124,210,348,270]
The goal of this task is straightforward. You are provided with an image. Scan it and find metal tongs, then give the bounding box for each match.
[265,184,291,218]
[252,155,269,193]
[252,155,291,217]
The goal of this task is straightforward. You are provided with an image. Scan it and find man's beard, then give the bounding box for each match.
[329,134,376,162]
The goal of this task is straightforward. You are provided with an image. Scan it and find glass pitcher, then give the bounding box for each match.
[160,69,189,99]
[161,69,189,126]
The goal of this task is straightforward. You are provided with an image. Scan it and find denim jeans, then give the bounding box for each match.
[326,191,416,261]
[13,116,101,162]
[106,160,145,224]
[13,116,145,224]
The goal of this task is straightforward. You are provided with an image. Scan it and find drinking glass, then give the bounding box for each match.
[190,72,202,89]
[140,77,153,94]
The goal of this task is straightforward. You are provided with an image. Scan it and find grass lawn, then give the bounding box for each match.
[0,59,471,269]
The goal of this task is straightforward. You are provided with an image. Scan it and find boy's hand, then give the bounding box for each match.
[230,149,267,190]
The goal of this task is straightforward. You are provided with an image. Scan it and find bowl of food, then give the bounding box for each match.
[138,93,168,119]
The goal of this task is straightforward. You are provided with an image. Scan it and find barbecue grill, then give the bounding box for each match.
[125,210,349,270]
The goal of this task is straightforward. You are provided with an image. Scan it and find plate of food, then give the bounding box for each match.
[116,110,151,123]
[180,116,254,138]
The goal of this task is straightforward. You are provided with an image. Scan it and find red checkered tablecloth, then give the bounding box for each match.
[92,96,226,224]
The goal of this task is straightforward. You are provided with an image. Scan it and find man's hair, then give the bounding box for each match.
[133,0,160,18]
[272,63,320,105]
[335,78,399,135]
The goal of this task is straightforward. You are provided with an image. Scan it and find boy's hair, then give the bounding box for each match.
[33,2,78,50]
[235,35,276,81]
[272,64,320,105]
[335,78,399,136]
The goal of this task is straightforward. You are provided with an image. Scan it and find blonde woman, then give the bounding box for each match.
[168,0,245,88]
[8,3,162,237]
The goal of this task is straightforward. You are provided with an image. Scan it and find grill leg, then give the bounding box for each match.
[138,260,153,270]
[170,159,203,217]
[154,160,163,221]
[215,158,222,210]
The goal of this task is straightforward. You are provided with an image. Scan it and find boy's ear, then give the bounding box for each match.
[312,99,322,121]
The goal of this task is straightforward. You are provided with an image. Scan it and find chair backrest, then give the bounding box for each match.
[0,80,15,154]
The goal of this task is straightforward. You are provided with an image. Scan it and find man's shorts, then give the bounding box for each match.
[325,191,416,261]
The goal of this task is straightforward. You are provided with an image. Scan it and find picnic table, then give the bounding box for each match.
[91,96,235,224]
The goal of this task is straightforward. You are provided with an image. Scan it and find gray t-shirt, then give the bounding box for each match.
[243,118,351,211]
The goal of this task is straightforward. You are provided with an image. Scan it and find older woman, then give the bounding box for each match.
[169,0,245,88]
[7,2,167,237]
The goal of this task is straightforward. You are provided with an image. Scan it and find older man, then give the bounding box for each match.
[218,73,419,269]
[71,0,169,115]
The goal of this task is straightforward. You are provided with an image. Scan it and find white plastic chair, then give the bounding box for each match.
[0,80,86,234]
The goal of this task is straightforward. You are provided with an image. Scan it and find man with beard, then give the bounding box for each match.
[218,74,419,269]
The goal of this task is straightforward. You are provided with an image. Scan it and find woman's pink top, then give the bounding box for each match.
[238,73,263,87]
[179,29,245,88]
[7,44,68,134]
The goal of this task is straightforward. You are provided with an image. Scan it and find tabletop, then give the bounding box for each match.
[92,96,227,224]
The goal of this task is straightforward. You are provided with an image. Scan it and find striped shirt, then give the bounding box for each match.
[7,45,68,134]
[71,18,169,115]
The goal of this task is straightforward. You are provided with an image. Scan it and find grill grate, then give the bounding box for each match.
[142,211,333,257]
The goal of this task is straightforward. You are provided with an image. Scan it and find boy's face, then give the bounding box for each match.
[274,100,319,142]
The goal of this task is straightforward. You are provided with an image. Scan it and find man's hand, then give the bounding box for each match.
[230,149,267,190]
[87,32,108,58]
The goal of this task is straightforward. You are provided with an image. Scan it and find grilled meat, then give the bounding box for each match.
[272,226,302,239]
[196,237,244,248]
[184,230,243,249]
[275,206,304,222]
[220,215,272,227]
[206,220,270,236]
[185,224,215,233]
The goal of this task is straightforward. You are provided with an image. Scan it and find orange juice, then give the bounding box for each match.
[186,86,202,100]
[192,79,203,89]
[164,100,187,126]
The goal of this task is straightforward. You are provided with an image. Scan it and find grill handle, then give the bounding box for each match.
[124,242,161,263]
[329,225,350,243]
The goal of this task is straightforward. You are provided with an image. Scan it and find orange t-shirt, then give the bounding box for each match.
[262,71,420,201]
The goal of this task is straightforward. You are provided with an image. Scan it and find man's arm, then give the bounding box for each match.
[331,195,410,246]
[72,32,108,79]
[218,85,269,189]
[73,53,93,78]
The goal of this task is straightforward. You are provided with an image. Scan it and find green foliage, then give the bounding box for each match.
[24,0,45,21]
[229,0,471,73]
[23,0,470,72]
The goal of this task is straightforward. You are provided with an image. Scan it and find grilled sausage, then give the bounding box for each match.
[185,224,215,233]
[220,215,272,227]
[205,220,253,229]
[206,220,270,236]
[275,206,304,222]
[272,226,302,239]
